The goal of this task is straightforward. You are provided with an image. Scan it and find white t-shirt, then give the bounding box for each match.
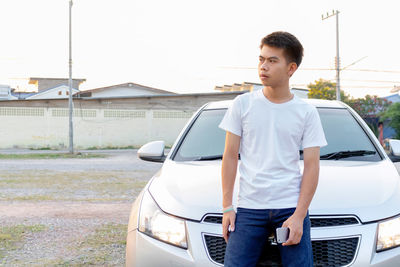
[219,89,328,209]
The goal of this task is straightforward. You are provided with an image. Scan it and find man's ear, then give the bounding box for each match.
[288,62,298,77]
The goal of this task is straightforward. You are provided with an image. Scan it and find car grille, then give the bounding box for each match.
[202,215,359,228]
[203,215,223,224]
[203,234,359,266]
[311,216,360,227]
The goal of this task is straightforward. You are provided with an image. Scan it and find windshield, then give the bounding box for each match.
[173,107,381,162]
[174,109,227,161]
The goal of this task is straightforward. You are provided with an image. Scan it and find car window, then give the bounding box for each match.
[173,107,381,161]
[316,108,378,160]
[174,109,226,161]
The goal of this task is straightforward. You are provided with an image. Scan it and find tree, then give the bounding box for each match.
[307,79,350,102]
[307,79,392,138]
[348,96,391,138]
[346,95,391,119]
[381,103,400,139]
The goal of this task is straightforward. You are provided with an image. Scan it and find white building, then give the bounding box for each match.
[0,85,17,100]
[214,82,310,99]
[74,82,175,98]
[26,85,79,100]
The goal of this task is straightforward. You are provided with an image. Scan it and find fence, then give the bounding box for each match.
[0,92,242,149]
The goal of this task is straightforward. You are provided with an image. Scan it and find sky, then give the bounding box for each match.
[1,0,400,98]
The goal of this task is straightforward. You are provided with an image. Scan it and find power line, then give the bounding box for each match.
[292,83,395,89]
[330,78,400,84]
[218,66,400,74]
[341,56,368,70]
[299,68,400,74]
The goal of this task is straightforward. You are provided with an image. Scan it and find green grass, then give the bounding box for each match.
[0,224,46,259]
[29,147,52,151]
[86,145,137,150]
[83,223,127,247]
[40,224,127,266]
[86,145,172,150]
[0,153,107,159]
[0,170,149,202]
[75,223,127,266]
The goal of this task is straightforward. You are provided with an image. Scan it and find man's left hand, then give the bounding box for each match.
[281,213,304,246]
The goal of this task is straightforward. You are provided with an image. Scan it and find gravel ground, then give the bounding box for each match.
[0,149,162,266]
[1,149,399,266]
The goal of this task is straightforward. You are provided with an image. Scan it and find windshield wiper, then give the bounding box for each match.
[320,150,376,160]
[193,155,223,161]
[193,154,240,161]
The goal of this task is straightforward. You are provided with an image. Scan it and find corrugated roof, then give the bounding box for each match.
[75,82,175,95]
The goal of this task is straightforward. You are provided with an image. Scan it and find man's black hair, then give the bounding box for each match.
[260,31,304,67]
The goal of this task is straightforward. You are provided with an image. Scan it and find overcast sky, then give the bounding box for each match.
[1,0,400,98]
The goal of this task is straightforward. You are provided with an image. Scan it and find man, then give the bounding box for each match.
[219,31,327,267]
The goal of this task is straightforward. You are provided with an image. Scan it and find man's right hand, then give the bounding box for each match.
[222,210,236,243]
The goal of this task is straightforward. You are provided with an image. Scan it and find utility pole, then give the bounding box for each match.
[68,0,74,153]
[322,10,341,101]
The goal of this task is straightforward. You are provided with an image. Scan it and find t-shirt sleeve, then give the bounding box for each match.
[218,96,242,137]
[301,107,328,149]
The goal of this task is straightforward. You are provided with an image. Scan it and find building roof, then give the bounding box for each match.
[383,93,400,103]
[29,77,86,85]
[75,82,176,96]
[205,96,344,110]
[291,87,309,92]
[24,84,79,99]
[215,82,310,92]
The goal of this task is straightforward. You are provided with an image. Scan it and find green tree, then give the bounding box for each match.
[307,79,350,102]
[308,79,392,138]
[347,95,391,119]
[381,103,400,139]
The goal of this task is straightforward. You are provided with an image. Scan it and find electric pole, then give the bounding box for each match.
[322,10,341,101]
[68,0,74,153]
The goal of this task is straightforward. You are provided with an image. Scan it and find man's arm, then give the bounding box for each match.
[221,131,240,243]
[282,146,320,246]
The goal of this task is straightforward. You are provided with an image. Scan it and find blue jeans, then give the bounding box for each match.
[224,207,313,267]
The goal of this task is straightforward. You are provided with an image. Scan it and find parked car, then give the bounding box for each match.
[126,97,400,266]
[386,139,400,163]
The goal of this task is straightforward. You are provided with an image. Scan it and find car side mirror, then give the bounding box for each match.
[138,141,166,163]
[387,139,400,162]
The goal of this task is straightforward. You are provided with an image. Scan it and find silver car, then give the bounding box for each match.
[126,98,400,266]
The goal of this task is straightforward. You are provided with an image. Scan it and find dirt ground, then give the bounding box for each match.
[0,149,161,266]
[1,150,400,266]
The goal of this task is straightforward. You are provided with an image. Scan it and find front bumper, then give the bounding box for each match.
[126,217,400,267]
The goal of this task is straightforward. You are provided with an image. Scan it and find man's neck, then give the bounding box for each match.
[262,86,293,104]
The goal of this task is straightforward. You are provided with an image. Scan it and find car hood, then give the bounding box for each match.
[149,159,400,223]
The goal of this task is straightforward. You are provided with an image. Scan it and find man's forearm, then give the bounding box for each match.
[294,162,319,218]
[221,154,238,208]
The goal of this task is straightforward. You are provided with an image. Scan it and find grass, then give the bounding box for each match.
[82,223,127,248]
[1,224,126,266]
[86,145,137,150]
[40,224,127,266]
[29,147,52,150]
[76,223,127,266]
[0,153,107,159]
[86,145,172,150]
[0,170,149,202]
[0,224,46,259]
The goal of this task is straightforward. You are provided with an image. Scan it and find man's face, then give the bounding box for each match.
[258,45,297,88]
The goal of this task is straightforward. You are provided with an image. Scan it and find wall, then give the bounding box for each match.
[0,92,242,149]
[91,87,163,98]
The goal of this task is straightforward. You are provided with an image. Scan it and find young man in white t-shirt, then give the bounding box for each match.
[219,31,327,267]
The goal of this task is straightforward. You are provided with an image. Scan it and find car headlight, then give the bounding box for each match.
[138,190,187,249]
[377,215,400,252]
